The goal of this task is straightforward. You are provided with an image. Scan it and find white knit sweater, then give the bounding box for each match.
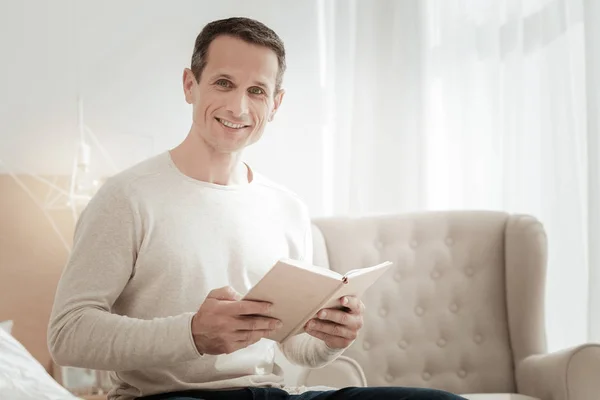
[48,152,342,400]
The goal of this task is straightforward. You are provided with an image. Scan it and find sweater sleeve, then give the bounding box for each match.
[277,333,345,368]
[276,210,347,367]
[47,179,201,371]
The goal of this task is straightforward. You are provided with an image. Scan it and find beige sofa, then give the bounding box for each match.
[299,211,600,400]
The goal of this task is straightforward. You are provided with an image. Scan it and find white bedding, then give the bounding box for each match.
[0,326,80,400]
[0,320,13,334]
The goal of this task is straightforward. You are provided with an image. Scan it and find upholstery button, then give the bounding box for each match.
[422,372,431,381]
[379,308,388,317]
[465,267,474,277]
[445,237,454,246]
[431,270,441,280]
[449,303,459,313]
[394,272,402,282]
[410,239,418,249]
[385,373,394,383]
[363,341,371,350]
[437,338,447,347]
[458,369,467,378]
[474,334,483,344]
[398,340,408,349]
[415,306,425,316]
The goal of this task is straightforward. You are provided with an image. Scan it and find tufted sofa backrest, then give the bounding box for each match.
[311,211,548,395]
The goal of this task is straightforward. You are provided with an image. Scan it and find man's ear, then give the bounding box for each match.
[269,89,285,121]
[183,68,197,104]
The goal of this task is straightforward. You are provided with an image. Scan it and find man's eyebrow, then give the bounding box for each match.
[253,80,271,91]
[212,73,235,81]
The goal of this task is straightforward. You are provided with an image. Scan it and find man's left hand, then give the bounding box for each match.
[304,296,365,349]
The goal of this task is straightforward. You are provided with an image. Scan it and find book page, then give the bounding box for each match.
[242,259,343,342]
[286,261,393,338]
[343,261,394,280]
[320,261,393,310]
[277,257,343,280]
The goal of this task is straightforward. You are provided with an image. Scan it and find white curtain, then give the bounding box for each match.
[318,0,599,352]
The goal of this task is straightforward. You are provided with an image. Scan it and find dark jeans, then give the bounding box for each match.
[138,387,466,400]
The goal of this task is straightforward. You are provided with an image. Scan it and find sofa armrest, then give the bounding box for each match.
[297,355,367,389]
[516,344,600,400]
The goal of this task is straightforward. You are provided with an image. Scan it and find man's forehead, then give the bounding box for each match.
[205,36,278,86]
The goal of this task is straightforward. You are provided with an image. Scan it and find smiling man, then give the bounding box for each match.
[48,17,464,400]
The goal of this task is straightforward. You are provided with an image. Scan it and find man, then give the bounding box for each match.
[48,17,464,400]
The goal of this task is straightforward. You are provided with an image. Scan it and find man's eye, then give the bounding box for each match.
[216,79,232,88]
[248,87,264,95]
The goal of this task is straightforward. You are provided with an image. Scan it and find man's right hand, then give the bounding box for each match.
[191,286,282,355]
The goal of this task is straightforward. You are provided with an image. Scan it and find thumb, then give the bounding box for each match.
[209,286,242,301]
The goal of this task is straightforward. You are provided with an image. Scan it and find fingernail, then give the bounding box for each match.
[309,321,316,329]
[320,311,327,319]
[342,297,349,305]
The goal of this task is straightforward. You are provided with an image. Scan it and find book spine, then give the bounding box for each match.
[281,280,346,342]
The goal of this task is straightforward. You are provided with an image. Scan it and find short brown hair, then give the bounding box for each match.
[191,17,286,92]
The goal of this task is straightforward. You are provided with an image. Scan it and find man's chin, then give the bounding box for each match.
[207,138,249,154]
[200,129,261,153]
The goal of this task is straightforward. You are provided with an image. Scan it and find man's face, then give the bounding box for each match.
[183,35,284,154]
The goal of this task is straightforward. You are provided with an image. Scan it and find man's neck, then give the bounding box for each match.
[169,132,250,186]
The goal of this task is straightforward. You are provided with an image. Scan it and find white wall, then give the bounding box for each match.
[0,0,329,216]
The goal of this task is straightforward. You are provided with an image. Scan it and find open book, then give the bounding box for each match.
[242,259,393,343]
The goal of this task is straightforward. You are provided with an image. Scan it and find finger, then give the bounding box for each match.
[305,319,358,340]
[305,329,354,350]
[235,316,283,331]
[316,309,363,329]
[339,296,363,314]
[208,286,242,301]
[231,300,274,316]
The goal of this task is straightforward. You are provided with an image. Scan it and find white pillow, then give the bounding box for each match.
[0,320,13,334]
[0,328,80,400]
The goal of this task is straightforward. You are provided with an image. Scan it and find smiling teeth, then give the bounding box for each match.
[218,118,246,129]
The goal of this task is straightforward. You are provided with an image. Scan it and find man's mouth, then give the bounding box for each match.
[216,117,249,129]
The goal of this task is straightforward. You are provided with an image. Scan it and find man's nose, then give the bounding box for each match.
[225,89,249,119]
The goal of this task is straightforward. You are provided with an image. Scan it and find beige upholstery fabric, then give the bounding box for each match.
[297,356,541,399]
[516,344,600,399]
[303,211,600,400]
[505,216,548,364]
[311,211,516,394]
[311,224,330,270]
